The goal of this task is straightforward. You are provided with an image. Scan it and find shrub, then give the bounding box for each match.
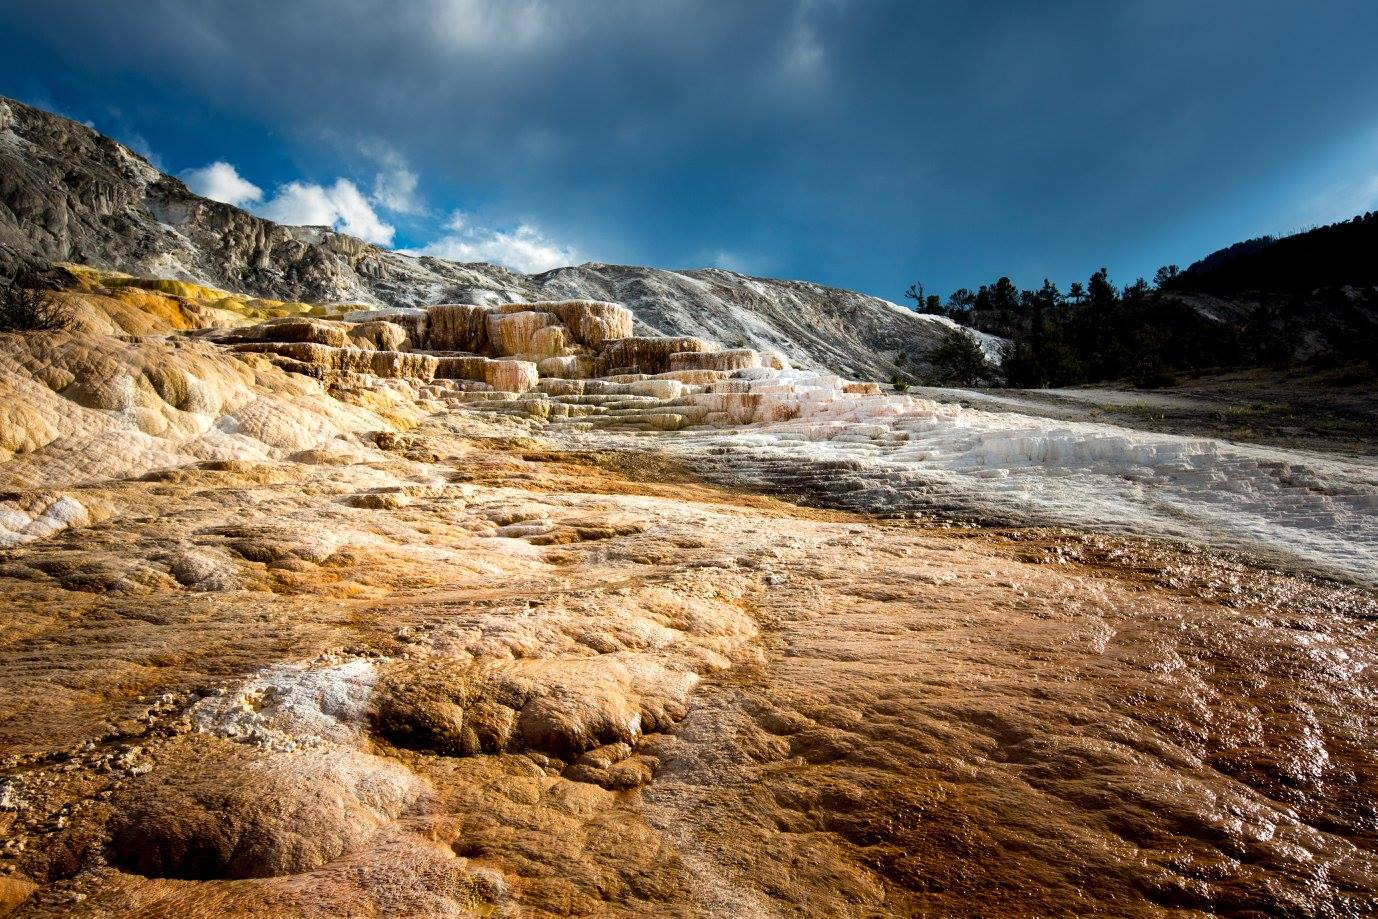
[0,276,72,331]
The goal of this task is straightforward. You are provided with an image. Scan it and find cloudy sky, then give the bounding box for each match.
[2,0,1377,301]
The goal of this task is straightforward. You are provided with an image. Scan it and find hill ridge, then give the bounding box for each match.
[0,94,969,380]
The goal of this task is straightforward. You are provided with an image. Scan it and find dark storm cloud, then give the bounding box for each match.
[3,0,1378,297]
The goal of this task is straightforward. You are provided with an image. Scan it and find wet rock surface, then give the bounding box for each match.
[0,277,1375,916]
[2,390,1375,915]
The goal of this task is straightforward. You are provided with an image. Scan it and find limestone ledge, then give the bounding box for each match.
[216,298,860,432]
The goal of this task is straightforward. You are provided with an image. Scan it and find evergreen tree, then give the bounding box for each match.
[927,327,994,387]
[903,282,925,309]
[1087,268,1116,311]
[945,288,976,324]
[1153,264,1180,288]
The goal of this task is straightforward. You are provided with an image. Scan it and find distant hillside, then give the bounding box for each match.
[1176,211,1378,294]
[913,209,1378,388]
[0,94,977,382]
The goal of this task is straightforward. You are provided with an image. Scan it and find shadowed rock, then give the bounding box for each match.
[105,738,422,880]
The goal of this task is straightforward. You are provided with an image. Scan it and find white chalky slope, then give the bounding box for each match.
[584,371,1378,587]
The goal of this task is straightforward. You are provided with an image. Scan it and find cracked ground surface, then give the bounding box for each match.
[2,401,1376,917]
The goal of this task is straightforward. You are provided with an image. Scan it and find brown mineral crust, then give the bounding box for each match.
[1,283,1376,918]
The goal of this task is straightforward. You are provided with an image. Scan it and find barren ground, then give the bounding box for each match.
[2,404,1376,917]
[0,283,1375,916]
[915,362,1378,458]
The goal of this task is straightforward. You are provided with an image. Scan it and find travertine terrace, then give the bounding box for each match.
[195,293,901,440]
[1,274,1376,917]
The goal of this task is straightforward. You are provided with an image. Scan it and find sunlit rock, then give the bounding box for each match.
[486,309,559,357]
[668,348,761,373]
[598,336,718,375]
[547,299,635,347]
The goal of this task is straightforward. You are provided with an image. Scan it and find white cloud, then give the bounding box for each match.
[182,161,264,207]
[180,159,395,245]
[778,0,844,83]
[371,166,422,214]
[780,20,825,80]
[427,0,557,51]
[258,178,395,246]
[405,211,578,273]
[360,141,425,214]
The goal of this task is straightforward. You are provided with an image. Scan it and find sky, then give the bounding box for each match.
[2,0,1377,303]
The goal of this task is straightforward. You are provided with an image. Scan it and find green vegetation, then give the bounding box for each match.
[906,210,1378,388]
[925,326,997,387]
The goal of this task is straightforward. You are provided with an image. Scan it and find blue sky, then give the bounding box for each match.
[3,0,1377,302]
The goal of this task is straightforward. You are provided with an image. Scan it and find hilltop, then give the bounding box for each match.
[0,95,980,383]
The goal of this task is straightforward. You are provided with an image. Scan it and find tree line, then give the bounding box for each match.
[907,211,1378,389]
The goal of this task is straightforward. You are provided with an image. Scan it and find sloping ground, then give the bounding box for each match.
[0,410,1372,919]
[528,264,978,380]
[0,284,1376,916]
[909,366,1378,458]
[0,273,428,504]
[0,95,974,381]
[622,396,1378,588]
[1176,210,1378,294]
[1,389,1375,917]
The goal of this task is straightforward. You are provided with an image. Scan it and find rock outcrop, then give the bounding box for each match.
[198,294,916,435]
[0,94,997,382]
[1,227,1376,919]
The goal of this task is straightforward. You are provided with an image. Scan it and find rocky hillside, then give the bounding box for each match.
[1174,211,1378,295]
[0,95,972,381]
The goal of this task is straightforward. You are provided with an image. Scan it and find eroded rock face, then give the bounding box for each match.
[485,309,559,358]
[549,298,634,348]
[0,328,417,488]
[208,298,865,423]
[0,94,995,381]
[668,348,761,373]
[423,303,489,352]
[231,340,441,381]
[597,336,716,376]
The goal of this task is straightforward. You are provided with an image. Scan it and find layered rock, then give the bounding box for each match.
[424,304,489,352]
[229,341,440,382]
[198,294,907,435]
[486,310,559,357]
[668,348,761,373]
[0,95,1001,381]
[0,328,420,489]
[597,336,717,376]
[434,355,538,393]
[548,299,635,347]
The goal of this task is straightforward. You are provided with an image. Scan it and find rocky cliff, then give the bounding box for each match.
[0,95,977,381]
